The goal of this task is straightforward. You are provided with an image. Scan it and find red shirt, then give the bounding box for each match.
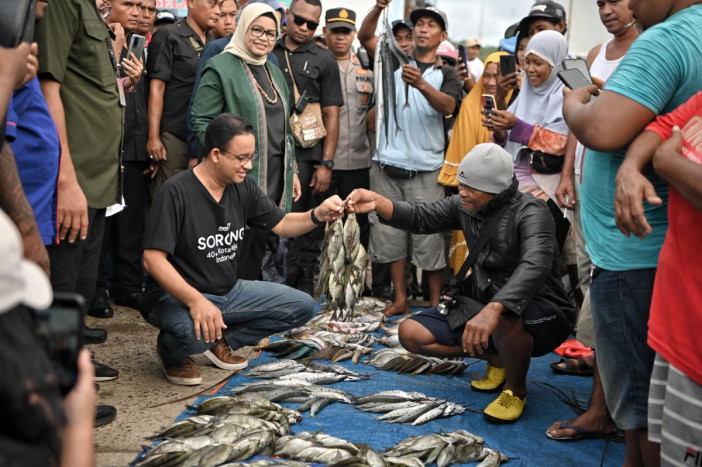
[646,91,702,385]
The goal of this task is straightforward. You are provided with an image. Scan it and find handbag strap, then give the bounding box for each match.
[451,203,511,287]
[283,51,301,103]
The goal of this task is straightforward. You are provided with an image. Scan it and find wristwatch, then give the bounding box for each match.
[310,207,325,226]
[320,160,334,170]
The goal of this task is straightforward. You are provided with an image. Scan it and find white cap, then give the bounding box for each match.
[0,209,52,313]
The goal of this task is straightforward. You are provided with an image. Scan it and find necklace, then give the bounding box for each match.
[254,66,278,104]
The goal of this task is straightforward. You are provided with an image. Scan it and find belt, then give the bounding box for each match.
[375,161,427,179]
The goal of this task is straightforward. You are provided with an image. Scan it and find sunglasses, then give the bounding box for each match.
[290,11,319,30]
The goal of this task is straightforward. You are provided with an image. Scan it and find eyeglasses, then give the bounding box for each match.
[249,25,278,42]
[219,148,258,165]
[290,11,319,30]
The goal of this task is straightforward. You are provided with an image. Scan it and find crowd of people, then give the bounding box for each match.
[1,0,700,465]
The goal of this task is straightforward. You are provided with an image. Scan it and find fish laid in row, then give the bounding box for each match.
[367,347,470,376]
[354,390,469,426]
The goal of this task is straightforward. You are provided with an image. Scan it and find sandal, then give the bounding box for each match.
[546,421,624,443]
[550,357,594,376]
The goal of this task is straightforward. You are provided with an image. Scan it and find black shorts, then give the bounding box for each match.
[408,298,572,357]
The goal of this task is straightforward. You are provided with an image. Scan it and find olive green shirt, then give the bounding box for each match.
[36,0,122,208]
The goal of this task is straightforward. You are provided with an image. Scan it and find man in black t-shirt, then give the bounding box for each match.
[141,114,344,386]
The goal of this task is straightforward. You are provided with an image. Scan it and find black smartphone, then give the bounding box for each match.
[0,0,36,47]
[34,293,84,396]
[500,54,516,76]
[562,58,592,84]
[481,94,496,116]
[457,45,469,73]
[557,68,593,90]
[126,34,146,62]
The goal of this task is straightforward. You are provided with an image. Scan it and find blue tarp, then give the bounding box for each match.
[165,306,624,466]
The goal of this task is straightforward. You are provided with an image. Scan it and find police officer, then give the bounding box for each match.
[322,8,373,250]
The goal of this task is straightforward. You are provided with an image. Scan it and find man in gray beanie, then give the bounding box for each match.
[346,143,574,424]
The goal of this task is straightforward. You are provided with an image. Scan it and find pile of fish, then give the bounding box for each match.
[135,393,297,466]
[374,9,411,148]
[384,430,509,467]
[244,359,369,384]
[276,431,421,466]
[317,215,367,320]
[354,390,469,426]
[259,330,375,363]
[367,348,470,376]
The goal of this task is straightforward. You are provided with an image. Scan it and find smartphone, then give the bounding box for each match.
[126,34,146,62]
[557,68,593,90]
[457,45,469,74]
[34,293,84,396]
[0,0,36,47]
[481,94,496,116]
[500,54,516,76]
[562,58,592,84]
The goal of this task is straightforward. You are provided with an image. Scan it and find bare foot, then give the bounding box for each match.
[382,301,410,317]
[547,409,616,440]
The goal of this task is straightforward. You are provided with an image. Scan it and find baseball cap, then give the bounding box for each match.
[518,1,567,33]
[410,6,448,31]
[456,143,514,194]
[0,209,52,313]
[391,18,413,34]
[465,38,481,48]
[325,8,356,31]
[436,40,457,65]
[154,9,177,26]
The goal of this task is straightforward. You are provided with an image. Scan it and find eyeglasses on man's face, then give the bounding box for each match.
[289,10,319,30]
[219,148,258,165]
[249,25,278,42]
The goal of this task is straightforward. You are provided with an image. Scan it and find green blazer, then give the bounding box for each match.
[191,53,296,212]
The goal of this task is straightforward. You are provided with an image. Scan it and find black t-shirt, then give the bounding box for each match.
[272,38,344,162]
[142,169,286,309]
[146,20,210,141]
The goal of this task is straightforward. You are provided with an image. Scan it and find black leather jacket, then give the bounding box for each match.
[385,180,574,320]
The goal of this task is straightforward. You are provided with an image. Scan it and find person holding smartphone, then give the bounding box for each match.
[483,30,571,251]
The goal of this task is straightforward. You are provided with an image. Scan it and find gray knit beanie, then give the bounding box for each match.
[456,143,514,194]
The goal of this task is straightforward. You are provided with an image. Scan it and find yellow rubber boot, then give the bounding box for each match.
[470,364,506,393]
[483,389,526,424]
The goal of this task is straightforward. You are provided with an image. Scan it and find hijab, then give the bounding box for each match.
[439,52,512,187]
[504,30,569,159]
[223,3,279,66]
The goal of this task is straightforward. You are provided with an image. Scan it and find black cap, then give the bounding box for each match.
[154,9,177,25]
[325,8,356,31]
[391,18,413,34]
[518,1,567,33]
[409,6,448,31]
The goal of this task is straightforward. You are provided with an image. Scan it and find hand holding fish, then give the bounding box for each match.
[314,195,345,223]
[345,189,394,220]
[401,64,426,90]
[461,303,503,356]
[375,0,391,9]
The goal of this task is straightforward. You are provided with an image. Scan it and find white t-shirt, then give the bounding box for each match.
[574,38,624,176]
[467,57,484,82]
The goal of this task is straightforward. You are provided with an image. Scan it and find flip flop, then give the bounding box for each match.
[546,421,624,443]
[550,357,594,376]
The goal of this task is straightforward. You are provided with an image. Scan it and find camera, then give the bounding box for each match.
[436,290,458,316]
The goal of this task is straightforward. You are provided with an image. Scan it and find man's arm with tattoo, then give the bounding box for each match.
[0,141,50,276]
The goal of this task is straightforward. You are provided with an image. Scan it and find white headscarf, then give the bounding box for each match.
[223,3,279,66]
[505,30,569,159]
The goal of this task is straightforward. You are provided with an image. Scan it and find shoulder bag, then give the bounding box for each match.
[444,203,511,330]
[284,51,326,148]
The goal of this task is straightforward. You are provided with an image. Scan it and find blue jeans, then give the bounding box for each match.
[590,268,656,430]
[147,280,315,365]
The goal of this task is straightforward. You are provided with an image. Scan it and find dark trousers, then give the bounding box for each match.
[102,161,149,296]
[286,161,325,286]
[47,208,106,313]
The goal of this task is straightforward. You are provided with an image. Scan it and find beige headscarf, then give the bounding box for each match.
[223,3,280,66]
